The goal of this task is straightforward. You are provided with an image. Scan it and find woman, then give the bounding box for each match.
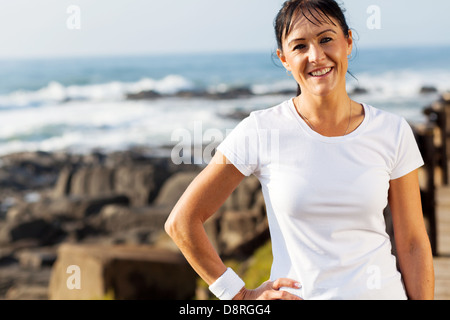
[165,0,435,300]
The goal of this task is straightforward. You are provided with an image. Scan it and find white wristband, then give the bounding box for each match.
[209,268,245,300]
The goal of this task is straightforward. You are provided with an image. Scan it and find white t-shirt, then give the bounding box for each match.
[216,98,424,300]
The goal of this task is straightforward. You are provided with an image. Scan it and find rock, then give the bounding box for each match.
[154,173,266,257]
[212,176,267,258]
[114,164,168,206]
[270,88,297,96]
[220,110,251,120]
[9,194,130,221]
[207,87,253,100]
[52,166,75,199]
[75,194,129,217]
[126,86,254,101]
[0,147,272,299]
[5,285,49,300]
[87,166,115,197]
[420,86,438,94]
[5,203,32,222]
[15,247,57,269]
[126,90,161,100]
[1,194,132,247]
[154,171,200,208]
[223,175,262,211]
[0,151,68,192]
[90,204,170,236]
[0,218,65,246]
[0,240,42,265]
[48,243,197,300]
[68,167,90,197]
[218,209,269,258]
[174,90,208,99]
[0,263,52,299]
[70,166,116,198]
[351,87,368,95]
[53,155,173,207]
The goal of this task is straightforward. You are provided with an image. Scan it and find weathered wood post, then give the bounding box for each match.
[413,123,437,256]
[423,100,448,186]
[443,94,450,185]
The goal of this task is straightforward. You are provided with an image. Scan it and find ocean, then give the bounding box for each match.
[0,46,449,157]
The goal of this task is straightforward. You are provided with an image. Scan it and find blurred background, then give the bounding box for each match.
[0,0,449,156]
[0,0,449,300]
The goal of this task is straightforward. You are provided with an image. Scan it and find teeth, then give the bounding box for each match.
[311,67,331,76]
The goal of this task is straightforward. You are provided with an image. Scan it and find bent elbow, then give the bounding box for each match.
[165,208,205,247]
[164,209,189,240]
[164,213,177,238]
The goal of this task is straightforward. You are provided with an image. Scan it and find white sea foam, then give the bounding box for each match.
[0,75,195,108]
[0,97,242,156]
[347,69,450,99]
[0,67,448,157]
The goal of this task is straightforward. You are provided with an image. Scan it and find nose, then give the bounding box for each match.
[307,44,326,64]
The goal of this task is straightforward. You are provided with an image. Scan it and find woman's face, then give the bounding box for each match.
[277,13,353,97]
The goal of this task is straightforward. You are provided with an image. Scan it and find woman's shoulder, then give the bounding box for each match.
[363,103,408,129]
[246,99,295,126]
[250,99,292,116]
[226,99,293,134]
[364,103,402,120]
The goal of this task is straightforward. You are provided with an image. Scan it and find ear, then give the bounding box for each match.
[277,49,291,72]
[346,30,353,56]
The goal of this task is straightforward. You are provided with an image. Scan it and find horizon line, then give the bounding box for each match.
[0,44,449,61]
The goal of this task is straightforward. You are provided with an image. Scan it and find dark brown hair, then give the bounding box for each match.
[274,0,352,95]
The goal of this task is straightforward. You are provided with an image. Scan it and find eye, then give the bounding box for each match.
[293,44,306,51]
[321,37,332,44]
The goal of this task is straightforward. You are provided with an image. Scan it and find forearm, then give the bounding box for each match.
[396,239,435,300]
[165,214,227,286]
[388,170,435,300]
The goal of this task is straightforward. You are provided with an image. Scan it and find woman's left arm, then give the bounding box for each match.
[388,169,435,300]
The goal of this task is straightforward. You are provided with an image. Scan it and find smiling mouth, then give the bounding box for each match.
[309,67,333,77]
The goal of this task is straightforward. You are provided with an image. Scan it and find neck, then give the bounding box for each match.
[296,90,351,124]
[294,89,356,137]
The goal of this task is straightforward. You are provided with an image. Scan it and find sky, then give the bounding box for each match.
[0,0,449,59]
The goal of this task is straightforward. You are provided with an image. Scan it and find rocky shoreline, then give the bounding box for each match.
[124,84,440,101]
[0,146,268,299]
[1,90,447,300]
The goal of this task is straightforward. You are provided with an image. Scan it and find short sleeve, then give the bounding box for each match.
[216,113,260,177]
[390,118,425,180]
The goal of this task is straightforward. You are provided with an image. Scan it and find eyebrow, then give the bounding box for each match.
[288,29,337,47]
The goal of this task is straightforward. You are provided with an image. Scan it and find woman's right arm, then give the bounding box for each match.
[164,151,302,300]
